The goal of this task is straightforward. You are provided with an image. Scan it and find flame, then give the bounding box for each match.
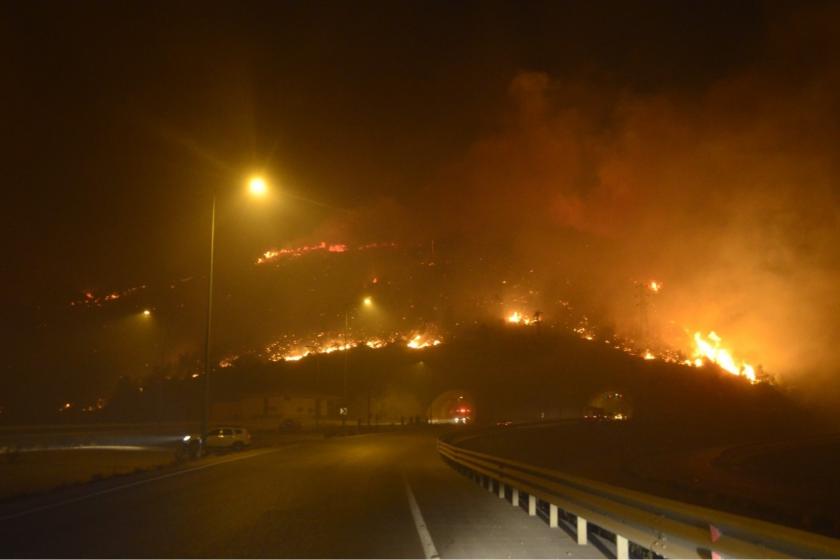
[692,331,757,383]
[649,281,662,293]
[406,333,442,349]
[642,350,656,360]
[258,329,441,363]
[506,311,541,326]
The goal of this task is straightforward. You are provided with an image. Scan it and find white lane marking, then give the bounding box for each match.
[0,448,278,522]
[404,475,440,559]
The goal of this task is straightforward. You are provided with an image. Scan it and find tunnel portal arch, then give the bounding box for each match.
[586,389,634,419]
[427,390,475,424]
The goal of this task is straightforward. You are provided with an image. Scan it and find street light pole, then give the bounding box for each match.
[341,296,373,428]
[342,308,349,428]
[196,175,267,446]
[201,192,216,442]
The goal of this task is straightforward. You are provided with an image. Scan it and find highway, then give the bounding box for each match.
[0,431,603,558]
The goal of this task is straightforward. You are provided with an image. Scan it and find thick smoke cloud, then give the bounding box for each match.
[230,4,839,405]
[409,5,840,400]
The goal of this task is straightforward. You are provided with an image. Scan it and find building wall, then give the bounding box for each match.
[212,394,335,427]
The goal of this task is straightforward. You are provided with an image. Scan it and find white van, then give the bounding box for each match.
[204,426,251,451]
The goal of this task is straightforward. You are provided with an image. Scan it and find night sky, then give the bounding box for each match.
[2,1,839,411]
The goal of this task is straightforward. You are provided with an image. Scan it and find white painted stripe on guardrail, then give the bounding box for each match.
[403,475,440,559]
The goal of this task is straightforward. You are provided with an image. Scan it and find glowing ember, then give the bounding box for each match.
[218,356,238,368]
[506,311,523,324]
[81,398,106,413]
[642,350,656,360]
[573,325,595,341]
[649,281,662,293]
[692,331,757,383]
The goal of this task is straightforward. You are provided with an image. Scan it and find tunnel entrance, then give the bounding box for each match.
[586,389,633,420]
[427,390,474,424]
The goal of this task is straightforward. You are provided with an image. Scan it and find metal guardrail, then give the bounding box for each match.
[438,439,840,559]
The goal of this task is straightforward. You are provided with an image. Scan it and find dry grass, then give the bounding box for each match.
[0,447,175,500]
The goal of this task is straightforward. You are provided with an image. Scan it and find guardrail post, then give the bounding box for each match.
[549,503,558,528]
[616,534,629,559]
[437,439,840,559]
[498,482,506,499]
[576,515,588,545]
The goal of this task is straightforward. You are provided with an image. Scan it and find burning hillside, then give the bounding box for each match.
[66,236,771,389]
[220,328,443,366]
[256,241,398,265]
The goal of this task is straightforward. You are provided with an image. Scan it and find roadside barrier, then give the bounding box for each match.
[438,439,840,559]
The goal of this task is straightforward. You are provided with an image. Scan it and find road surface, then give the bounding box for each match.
[0,431,603,558]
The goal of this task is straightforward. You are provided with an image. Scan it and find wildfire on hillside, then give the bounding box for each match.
[505,302,766,384]
[256,241,397,265]
[70,285,147,307]
[691,331,758,383]
[219,328,443,366]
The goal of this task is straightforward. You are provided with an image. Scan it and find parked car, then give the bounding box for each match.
[203,427,251,451]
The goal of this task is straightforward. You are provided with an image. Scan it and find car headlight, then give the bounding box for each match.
[182,435,191,442]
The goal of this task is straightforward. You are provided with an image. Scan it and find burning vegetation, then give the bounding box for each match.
[218,328,443,367]
[256,241,397,265]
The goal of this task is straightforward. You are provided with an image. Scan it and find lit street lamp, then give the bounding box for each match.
[248,176,268,197]
[201,175,269,445]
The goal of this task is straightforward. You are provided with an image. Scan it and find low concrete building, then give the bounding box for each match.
[211,392,340,430]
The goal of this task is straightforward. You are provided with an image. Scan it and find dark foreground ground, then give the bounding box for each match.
[0,431,605,559]
[458,421,840,538]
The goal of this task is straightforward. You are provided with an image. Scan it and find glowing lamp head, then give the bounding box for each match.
[142,309,151,317]
[363,296,373,307]
[248,176,268,197]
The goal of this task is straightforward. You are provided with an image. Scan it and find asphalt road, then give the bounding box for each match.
[0,431,603,558]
